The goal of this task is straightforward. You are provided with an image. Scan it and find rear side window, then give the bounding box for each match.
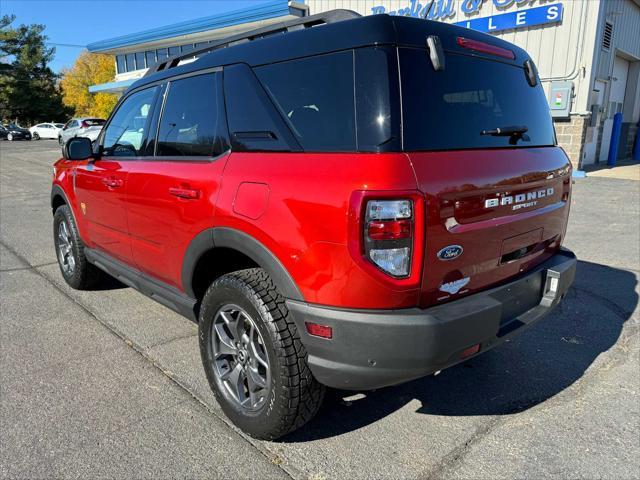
[255,51,356,152]
[156,72,228,157]
[400,49,555,151]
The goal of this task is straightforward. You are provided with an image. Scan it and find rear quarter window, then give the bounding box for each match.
[400,48,555,151]
[255,51,356,152]
[254,47,401,153]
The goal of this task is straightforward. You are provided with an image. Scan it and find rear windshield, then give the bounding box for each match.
[84,119,106,126]
[400,48,555,151]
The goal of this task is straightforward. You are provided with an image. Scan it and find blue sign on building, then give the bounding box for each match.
[370,1,564,35]
[454,4,564,33]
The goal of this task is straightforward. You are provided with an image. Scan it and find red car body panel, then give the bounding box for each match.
[125,157,228,289]
[53,145,571,310]
[74,158,132,264]
[215,152,421,309]
[407,147,571,307]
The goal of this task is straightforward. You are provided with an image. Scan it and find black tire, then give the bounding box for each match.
[199,268,324,440]
[53,205,104,289]
[33,132,40,140]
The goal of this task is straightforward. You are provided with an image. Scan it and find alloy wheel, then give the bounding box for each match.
[56,220,75,276]
[211,305,270,411]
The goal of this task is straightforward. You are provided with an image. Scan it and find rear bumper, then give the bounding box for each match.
[287,248,576,390]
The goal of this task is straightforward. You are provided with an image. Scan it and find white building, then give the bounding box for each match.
[88,0,640,169]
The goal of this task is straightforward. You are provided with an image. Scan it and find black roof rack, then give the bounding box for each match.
[144,9,361,77]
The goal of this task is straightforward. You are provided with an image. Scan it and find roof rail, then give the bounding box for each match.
[144,9,362,77]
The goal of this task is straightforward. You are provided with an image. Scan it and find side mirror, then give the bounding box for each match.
[64,137,94,160]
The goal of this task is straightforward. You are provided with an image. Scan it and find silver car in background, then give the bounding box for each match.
[58,118,106,147]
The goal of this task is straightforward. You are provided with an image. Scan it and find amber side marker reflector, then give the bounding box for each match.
[460,343,481,359]
[457,37,515,60]
[305,322,333,339]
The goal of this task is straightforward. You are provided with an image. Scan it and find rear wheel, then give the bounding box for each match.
[53,205,104,289]
[7,133,13,141]
[199,268,324,440]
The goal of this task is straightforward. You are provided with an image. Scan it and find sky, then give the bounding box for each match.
[2,0,275,72]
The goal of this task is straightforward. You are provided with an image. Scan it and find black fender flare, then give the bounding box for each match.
[51,184,70,213]
[181,227,303,301]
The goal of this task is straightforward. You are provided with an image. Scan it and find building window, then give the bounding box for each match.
[602,22,613,51]
[145,51,156,68]
[116,55,126,74]
[156,48,168,63]
[125,53,135,72]
[135,52,146,70]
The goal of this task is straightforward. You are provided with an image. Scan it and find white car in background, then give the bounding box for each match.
[58,118,106,147]
[29,122,63,140]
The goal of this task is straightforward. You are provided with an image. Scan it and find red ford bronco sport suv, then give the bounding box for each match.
[52,10,576,439]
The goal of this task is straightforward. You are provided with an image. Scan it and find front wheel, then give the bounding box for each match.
[53,205,104,289]
[32,132,40,140]
[199,268,324,440]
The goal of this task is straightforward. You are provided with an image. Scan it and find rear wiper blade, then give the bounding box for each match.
[480,125,528,137]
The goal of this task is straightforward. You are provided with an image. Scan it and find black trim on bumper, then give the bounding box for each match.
[287,249,576,390]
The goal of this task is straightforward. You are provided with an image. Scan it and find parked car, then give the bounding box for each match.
[2,123,32,141]
[58,118,105,146]
[30,122,62,140]
[51,11,576,440]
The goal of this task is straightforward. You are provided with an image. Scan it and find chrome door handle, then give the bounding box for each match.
[169,187,200,199]
[101,177,123,188]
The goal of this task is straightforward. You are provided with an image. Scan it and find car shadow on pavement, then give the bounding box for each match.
[282,260,637,442]
[91,274,128,291]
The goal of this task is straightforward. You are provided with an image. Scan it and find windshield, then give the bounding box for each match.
[399,49,555,151]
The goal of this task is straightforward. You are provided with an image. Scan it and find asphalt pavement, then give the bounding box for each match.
[1,140,638,479]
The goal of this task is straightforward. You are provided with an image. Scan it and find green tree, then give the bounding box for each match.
[0,14,71,125]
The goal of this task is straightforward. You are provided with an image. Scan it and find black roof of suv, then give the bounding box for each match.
[131,11,532,92]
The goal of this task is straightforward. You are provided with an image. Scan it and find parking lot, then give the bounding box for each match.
[1,140,638,479]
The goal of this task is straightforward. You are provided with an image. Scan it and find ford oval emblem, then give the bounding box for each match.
[437,245,463,261]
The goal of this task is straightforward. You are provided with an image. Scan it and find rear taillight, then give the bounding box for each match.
[364,199,413,278]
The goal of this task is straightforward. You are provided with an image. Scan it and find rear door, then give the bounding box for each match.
[74,86,159,264]
[399,48,572,307]
[126,71,230,290]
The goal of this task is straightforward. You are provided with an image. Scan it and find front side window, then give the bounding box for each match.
[156,73,227,157]
[102,87,157,156]
[255,51,356,152]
